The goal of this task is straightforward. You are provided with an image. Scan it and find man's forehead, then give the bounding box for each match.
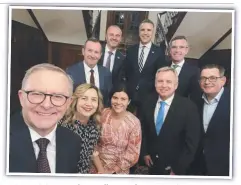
[201,68,219,75]
[140,23,153,29]
[25,70,69,88]
[172,39,188,45]
[108,26,122,33]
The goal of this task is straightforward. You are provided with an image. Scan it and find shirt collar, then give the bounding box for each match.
[139,41,152,49]
[28,124,57,146]
[157,93,175,106]
[172,59,185,68]
[105,45,116,55]
[83,61,98,72]
[202,87,224,104]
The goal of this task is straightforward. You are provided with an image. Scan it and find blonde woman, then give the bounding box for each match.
[59,83,104,173]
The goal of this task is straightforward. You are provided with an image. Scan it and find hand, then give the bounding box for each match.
[144,155,153,167]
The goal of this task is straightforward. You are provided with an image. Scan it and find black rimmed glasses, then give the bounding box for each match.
[199,76,223,83]
[22,90,70,107]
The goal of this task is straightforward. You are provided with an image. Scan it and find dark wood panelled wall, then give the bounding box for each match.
[11,21,84,115]
[11,21,48,115]
[49,42,83,70]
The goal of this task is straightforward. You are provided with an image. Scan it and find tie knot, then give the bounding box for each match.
[36,138,49,152]
[142,45,146,49]
[160,101,166,106]
[90,69,94,73]
[108,51,113,56]
[172,64,179,69]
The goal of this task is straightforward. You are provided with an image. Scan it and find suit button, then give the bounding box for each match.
[156,154,159,158]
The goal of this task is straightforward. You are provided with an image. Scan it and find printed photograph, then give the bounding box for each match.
[7,6,234,178]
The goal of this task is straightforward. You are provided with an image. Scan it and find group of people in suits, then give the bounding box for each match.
[9,18,231,176]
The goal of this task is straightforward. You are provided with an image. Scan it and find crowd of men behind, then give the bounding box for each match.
[9,19,231,176]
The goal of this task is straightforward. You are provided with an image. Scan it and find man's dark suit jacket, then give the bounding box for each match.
[122,43,168,108]
[190,87,230,176]
[170,60,202,106]
[98,45,125,85]
[66,61,112,106]
[9,112,82,173]
[139,93,201,175]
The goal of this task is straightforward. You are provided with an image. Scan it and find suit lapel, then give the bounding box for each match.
[141,44,156,72]
[98,65,104,91]
[178,62,189,85]
[11,114,37,172]
[148,93,159,136]
[159,95,178,134]
[205,89,227,135]
[133,45,140,72]
[112,50,122,74]
[55,126,67,173]
[78,62,87,84]
[98,46,105,66]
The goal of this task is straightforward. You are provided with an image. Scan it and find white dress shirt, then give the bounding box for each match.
[139,41,152,68]
[28,124,57,173]
[171,59,185,76]
[83,61,100,88]
[103,45,116,72]
[154,94,175,125]
[202,87,224,132]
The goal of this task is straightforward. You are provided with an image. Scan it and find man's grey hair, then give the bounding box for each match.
[21,63,74,95]
[155,66,179,83]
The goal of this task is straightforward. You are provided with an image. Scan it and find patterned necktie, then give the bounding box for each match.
[138,46,145,72]
[36,138,51,173]
[172,64,179,69]
[105,51,113,71]
[155,101,166,135]
[90,69,95,85]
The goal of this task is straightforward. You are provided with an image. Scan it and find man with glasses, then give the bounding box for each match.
[9,63,82,173]
[189,64,230,176]
[168,35,202,106]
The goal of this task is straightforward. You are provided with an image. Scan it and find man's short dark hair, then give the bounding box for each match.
[169,35,188,48]
[139,19,154,28]
[84,37,101,48]
[201,64,226,76]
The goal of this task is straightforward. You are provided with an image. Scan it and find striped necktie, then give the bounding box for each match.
[138,46,145,72]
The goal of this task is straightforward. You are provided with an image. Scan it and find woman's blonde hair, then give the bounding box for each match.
[63,83,104,125]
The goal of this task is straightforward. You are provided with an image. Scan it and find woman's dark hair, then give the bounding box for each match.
[109,82,129,100]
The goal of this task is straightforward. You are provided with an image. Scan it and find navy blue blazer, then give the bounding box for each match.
[9,112,82,173]
[66,61,112,106]
[98,45,125,85]
[190,87,231,176]
[122,43,168,106]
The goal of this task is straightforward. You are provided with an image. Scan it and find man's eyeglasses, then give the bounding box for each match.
[22,90,70,107]
[199,76,223,83]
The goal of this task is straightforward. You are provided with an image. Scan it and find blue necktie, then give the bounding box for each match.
[156,101,166,135]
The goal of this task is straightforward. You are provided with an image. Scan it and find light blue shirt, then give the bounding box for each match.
[202,87,224,132]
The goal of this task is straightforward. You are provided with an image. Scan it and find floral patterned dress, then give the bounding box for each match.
[91,108,142,174]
